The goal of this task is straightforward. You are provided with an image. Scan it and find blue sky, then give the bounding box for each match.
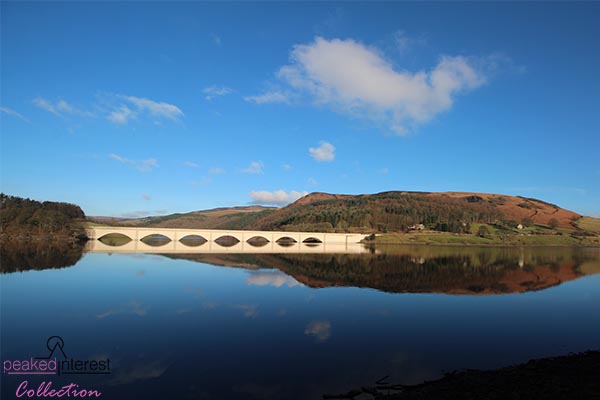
[1,2,599,217]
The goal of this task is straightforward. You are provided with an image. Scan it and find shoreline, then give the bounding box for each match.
[325,350,600,400]
[365,241,600,248]
[364,231,600,248]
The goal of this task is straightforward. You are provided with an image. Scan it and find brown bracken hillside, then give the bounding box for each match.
[92,191,584,233]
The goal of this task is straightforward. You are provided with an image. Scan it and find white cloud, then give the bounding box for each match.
[137,159,158,173]
[277,37,487,134]
[56,100,73,113]
[142,194,152,200]
[107,105,135,124]
[32,97,94,118]
[304,320,331,342]
[249,190,308,206]
[184,161,199,168]
[203,85,233,100]
[108,153,129,163]
[108,153,159,173]
[309,141,335,162]
[118,95,183,121]
[242,161,264,174]
[244,91,289,104]
[208,167,226,174]
[33,98,60,116]
[307,178,318,187]
[378,167,389,174]
[283,164,292,171]
[0,106,30,123]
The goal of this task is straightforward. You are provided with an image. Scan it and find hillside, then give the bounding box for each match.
[90,191,598,241]
[248,191,582,232]
[88,205,276,230]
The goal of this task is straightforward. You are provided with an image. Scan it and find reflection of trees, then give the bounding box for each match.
[0,241,84,273]
[163,247,599,295]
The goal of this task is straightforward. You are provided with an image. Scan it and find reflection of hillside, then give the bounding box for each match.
[0,241,85,273]
[163,247,600,295]
[162,253,265,270]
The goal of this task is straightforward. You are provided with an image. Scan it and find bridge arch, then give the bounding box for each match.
[302,237,323,244]
[98,233,133,247]
[214,235,241,247]
[179,235,208,247]
[246,236,270,247]
[140,234,172,247]
[275,236,298,247]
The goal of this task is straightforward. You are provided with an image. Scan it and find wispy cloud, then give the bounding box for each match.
[249,190,308,206]
[108,153,159,173]
[304,320,331,342]
[142,194,152,200]
[210,33,222,47]
[191,177,212,186]
[120,210,168,218]
[32,97,94,118]
[208,167,226,174]
[136,159,158,173]
[0,106,30,123]
[378,167,389,174]
[33,98,59,115]
[32,94,182,125]
[283,164,292,171]
[244,91,289,105]
[203,85,233,101]
[107,105,135,124]
[307,178,318,187]
[242,161,264,174]
[118,95,184,122]
[392,30,426,54]
[309,141,335,162]
[184,161,199,168]
[275,37,491,134]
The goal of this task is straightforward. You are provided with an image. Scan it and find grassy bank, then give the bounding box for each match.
[365,223,600,247]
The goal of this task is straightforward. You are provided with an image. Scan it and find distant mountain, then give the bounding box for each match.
[90,191,591,234]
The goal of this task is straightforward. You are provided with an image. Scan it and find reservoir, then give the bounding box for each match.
[2,244,599,399]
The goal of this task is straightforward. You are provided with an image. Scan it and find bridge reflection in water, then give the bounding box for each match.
[85,226,371,254]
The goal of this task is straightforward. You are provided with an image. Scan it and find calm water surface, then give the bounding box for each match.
[2,244,599,399]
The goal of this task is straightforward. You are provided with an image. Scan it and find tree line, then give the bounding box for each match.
[0,194,87,240]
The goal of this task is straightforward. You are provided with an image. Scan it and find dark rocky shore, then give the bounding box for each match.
[324,351,600,400]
